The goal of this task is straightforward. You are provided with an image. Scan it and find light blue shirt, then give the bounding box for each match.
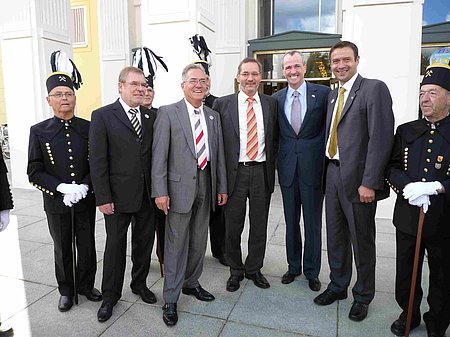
[284,82,307,124]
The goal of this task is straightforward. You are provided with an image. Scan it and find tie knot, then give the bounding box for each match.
[194,109,201,115]
[339,87,346,95]
[129,108,138,115]
[247,97,255,103]
[293,90,299,98]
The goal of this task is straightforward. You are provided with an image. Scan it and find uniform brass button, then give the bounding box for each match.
[430,130,435,135]
[69,156,73,160]
[67,141,71,145]
[70,173,75,177]
[404,147,409,151]
[428,139,433,144]
[66,134,70,137]
[422,178,427,182]
[424,168,428,172]
[70,165,74,168]
[426,158,431,163]
[68,149,72,152]
[427,149,432,153]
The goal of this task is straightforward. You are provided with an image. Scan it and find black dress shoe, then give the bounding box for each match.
[313,289,347,306]
[245,271,270,289]
[308,277,321,291]
[348,302,369,322]
[78,288,102,302]
[182,285,215,301]
[132,287,157,304]
[390,313,421,336]
[0,323,14,337]
[162,303,178,326]
[281,271,300,284]
[97,302,115,323]
[226,275,244,292]
[58,295,73,312]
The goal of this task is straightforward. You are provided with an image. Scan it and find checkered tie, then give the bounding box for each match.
[194,109,207,170]
[129,108,142,140]
[246,97,258,161]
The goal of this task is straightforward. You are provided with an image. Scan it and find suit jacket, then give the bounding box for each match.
[387,116,450,238]
[274,83,330,188]
[151,99,227,213]
[213,93,278,196]
[89,99,156,213]
[27,116,94,214]
[0,149,13,211]
[325,75,394,202]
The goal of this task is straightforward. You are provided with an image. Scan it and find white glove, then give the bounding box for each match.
[403,181,441,201]
[0,209,10,232]
[408,194,430,213]
[57,183,88,201]
[63,194,73,207]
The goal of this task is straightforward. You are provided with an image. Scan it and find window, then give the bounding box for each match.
[71,6,88,47]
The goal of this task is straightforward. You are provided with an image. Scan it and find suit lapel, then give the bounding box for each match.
[340,74,362,121]
[301,83,317,131]
[175,100,196,157]
[326,88,338,139]
[204,107,215,160]
[112,100,136,133]
[230,95,240,138]
[140,107,152,142]
[260,94,269,134]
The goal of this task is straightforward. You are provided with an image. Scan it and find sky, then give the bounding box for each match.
[423,0,450,25]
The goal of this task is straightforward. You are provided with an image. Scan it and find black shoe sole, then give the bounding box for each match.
[313,292,347,305]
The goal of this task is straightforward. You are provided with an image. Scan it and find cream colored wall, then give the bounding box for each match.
[71,0,101,120]
[0,49,6,124]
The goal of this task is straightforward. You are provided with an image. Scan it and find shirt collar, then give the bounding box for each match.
[238,91,260,104]
[287,81,307,97]
[340,72,359,92]
[119,97,140,114]
[184,98,204,116]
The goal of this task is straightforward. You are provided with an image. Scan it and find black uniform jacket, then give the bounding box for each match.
[27,116,94,214]
[387,115,450,238]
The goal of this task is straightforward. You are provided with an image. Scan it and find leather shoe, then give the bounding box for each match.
[0,323,14,337]
[245,271,270,289]
[182,285,215,301]
[348,302,369,322]
[226,275,244,292]
[78,288,102,302]
[132,287,157,304]
[281,271,300,284]
[162,303,178,326]
[425,320,445,337]
[390,313,421,336]
[58,295,73,312]
[313,289,347,306]
[97,301,115,323]
[308,277,321,292]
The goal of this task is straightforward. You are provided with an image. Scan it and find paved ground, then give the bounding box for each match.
[0,172,445,336]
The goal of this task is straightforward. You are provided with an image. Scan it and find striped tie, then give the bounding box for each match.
[129,108,142,140]
[246,97,258,161]
[194,109,207,170]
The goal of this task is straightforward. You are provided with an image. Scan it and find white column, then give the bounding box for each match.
[341,0,423,218]
[0,0,72,188]
[98,0,130,105]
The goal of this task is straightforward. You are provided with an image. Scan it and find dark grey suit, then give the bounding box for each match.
[324,74,394,304]
[152,99,227,303]
[89,100,156,304]
[213,93,278,276]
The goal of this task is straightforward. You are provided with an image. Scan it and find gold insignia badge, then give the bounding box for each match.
[425,69,433,77]
[435,163,442,169]
[437,156,443,162]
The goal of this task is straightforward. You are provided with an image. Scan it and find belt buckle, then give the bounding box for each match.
[243,162,250,167]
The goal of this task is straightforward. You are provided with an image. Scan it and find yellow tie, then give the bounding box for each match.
[328,87,346,158]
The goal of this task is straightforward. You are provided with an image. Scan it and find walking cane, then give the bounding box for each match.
[155,222,164,277]
[71,207,78,305]
[405,207,425,337]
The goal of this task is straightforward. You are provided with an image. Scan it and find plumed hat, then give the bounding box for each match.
[46,72,74,93]
[49,50,82,90]
[132,47,168,88]
[189,35,212,76]
[421,48,450,91]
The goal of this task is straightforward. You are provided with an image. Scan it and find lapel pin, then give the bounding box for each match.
[437,155,443,162]
[312,94,316,98]
[209,116,214,120]
[144,114,149,119]
[330,98,335,104]
[351,96,354,100]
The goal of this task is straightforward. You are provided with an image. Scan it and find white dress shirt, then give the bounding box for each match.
[184,99,210,162]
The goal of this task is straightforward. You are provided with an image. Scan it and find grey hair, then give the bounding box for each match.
[181,63,206,82]
[282,51,306,67]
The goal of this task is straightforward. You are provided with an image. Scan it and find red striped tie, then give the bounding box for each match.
[194,109,207,170]
[246,97,258,161]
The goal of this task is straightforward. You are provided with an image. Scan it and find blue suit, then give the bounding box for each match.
[273,82,330,278]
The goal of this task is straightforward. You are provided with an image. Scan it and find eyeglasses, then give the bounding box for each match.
[124,81,149,89]
[239,72,261,78]
[48,92,75,99]
[186,79,208,86]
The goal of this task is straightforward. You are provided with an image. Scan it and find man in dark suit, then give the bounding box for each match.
[27,72,101,312]
[273,51,329,291]
[89,66,157,322]
[213,57,278,292]
[313,41,394,322]
[152,63,227,326]
[387,61,450,337]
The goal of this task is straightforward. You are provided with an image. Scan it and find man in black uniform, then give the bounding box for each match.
[0,149,14,336]
[387,60,450,337]
[27,72,101,312]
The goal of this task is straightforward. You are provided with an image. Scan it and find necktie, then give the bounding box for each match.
[194,109,207,170]
[328,87,346,158]
[291,90,301,134]
[129,108,142,140]
[246,97,258,161]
